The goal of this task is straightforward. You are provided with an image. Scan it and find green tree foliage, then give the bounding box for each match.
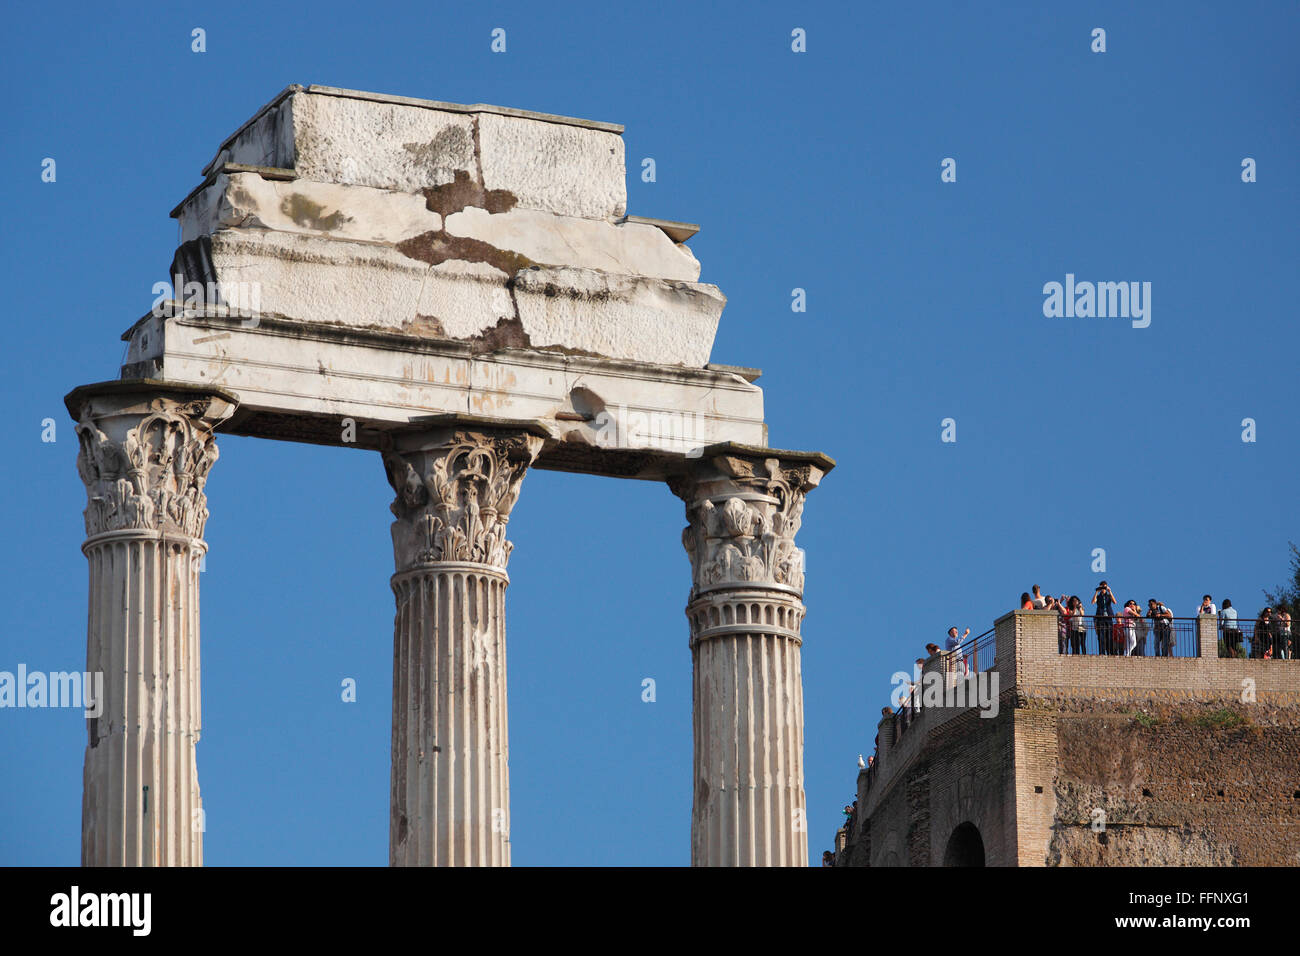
[1263,541,1300,615]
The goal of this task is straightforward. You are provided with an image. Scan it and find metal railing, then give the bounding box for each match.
[1216,618,1296,659]
[948,626,998,676]
[891,627,997,741]
[1055,613,1199,658]
[862,611,1299,802]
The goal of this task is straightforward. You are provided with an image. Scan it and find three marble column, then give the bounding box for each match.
[70,382,827,868]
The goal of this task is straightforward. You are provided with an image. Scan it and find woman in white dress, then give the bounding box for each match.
[1121,601,1141,656]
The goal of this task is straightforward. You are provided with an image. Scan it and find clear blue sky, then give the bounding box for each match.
[2,0,1296,866]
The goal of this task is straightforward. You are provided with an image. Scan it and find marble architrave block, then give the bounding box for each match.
[119,309,767,474]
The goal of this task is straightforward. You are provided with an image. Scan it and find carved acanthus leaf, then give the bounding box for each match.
[677,458,815,594]
[75,402,220,539]
[385,431,541,572]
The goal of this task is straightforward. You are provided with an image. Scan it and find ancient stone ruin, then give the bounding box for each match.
[67,85,833,866]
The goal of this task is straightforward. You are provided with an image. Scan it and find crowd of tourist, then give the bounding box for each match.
[1017,583,1294,659]
[828,579,1298,865]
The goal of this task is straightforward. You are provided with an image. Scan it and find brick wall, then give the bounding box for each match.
[838,609,1300,866]
[1045,698,1300,865]
[1007,609,1300,700]
[848,704,1017,866]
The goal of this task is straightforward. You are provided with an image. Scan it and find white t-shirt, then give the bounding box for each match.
[1032,595,1047,608]
[1200,603,1217,615]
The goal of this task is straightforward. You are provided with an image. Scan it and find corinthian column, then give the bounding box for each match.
[383,420,545,866]
[671,447,832,867]
[66,381,237,866]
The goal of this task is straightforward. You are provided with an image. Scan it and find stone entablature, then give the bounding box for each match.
[121,86,768,477]
[120,309,767,476]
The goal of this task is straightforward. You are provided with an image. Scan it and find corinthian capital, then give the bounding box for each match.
[66,382,238,540]
[384,426,545,573]
[670,448,832,597]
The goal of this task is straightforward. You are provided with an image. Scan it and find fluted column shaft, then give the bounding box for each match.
[672,451,829,867]
[688,591,808,866]
[68,382,236,866]
[384,424,543,866]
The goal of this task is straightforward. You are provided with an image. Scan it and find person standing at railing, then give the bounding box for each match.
[1067,596,1088,654]
[1049,597,1068,653]
[1133,603,1150,656]
[1253,609,1273,659]
[1220,599,1243,657]
[1020,592,1034,611]
[1053,596,1065,654]
[1092,581,1117,654]
[1277,609,1292,660]
[1031,585,1047,608]
[1268,607,1289,660]
[946,626,971,674]
[907,659,926,714]
[1267,607,1287,659]
[1120,601,1142,655]
[1198,594,1217,616]
[1147,599,1174,656]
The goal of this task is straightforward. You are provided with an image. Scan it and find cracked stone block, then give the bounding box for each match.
[170,86,720,367]
[477,111,626,221]
[414,261,514,340]
[203,230,429,331]
[443,206,699,282]
[204,95,297,172]
[290,93,477,191]
[512,266,724,366]
[180,173,444,245]
[191,231,512,342]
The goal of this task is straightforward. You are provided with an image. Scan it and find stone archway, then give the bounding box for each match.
[943,822,986,867]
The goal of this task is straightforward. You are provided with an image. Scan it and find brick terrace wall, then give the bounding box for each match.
[843,610,1300,866]
[1009,609,1300,701]
[850,702,1017,866]
[1012,706,1059,865]
[1011,609,1300,866]
[1042,697,1300,865]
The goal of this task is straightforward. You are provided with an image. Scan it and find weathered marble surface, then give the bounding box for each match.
[120,306,766,476]
[69,86,833,872]
[68,382,238,867]
[385,425,544,866]
[170,85,716,367]
[672,451,832,866]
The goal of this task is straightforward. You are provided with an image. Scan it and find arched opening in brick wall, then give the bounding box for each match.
[943,822,985,867]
